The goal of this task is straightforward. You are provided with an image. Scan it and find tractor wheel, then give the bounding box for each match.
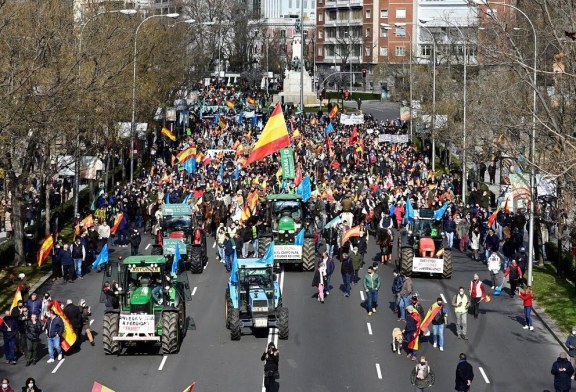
[277,306,289,340]
[102,312,120,355]
[151,245,163,256]
[178,300,186,337]
[189,246,203,274]
[229,309,242,341]
[442,249,453,279]
[302,238,315,271]
[202,236,209,266]
[162,312,180,354]
[225,288,232,329]
[258,237,271,258]
[400,248,414,277]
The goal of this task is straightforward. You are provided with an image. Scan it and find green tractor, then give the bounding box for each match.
[100,255,192,355]
[258,194,315,271]
[152,203,208,274]
[397,208,453,279]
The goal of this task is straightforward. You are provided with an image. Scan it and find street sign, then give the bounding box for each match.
[280,148,295,180]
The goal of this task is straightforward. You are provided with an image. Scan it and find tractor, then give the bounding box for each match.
[258,194,315,271]
[151,203,208,274]
[100,255,192,355]
[225,243,288,341]
[397,208,453,279]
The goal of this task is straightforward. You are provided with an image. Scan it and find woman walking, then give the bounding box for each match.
[312,259,327,303]
[519,287,534,331]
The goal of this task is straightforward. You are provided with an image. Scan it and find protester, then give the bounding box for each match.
[519,286,534,331]
[21,377,42,392]
[567,327,576,371]
[45,309,64,363]
[261,342,279,392]
[0,310,17,364]
[340,252,353,297]
[79,299,95,346]
[503,259,523,298]
[468,274,485,319]
[405,305,421,361]
[455,353,474,392]
[429,297,448,352]
[312,257,327,303]
[452,287,470,340]
[363,265,380,315]
[551,352,574,392]
[410,356,435,392]
[0,378,15,392]
[24,313,43,366]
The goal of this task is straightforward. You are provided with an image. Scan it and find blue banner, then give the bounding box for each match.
[297,176,312,202]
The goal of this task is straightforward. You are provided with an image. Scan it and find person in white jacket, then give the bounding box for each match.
[487,253,502,289]
[470,228,481,261]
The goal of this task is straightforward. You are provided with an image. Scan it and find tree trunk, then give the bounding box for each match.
[11,181,25,266]
[45,182,51,237]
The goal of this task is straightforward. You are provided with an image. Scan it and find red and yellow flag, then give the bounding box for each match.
[244,103,291,166]
[420,302,442,333]
[226,100,235,109]
[236,144,245,157]
[487,206,500,229]
[37,235,54,267]
[342,225,362,244]
[92,382,115,392]
[10,287,22,312]
[292,128,301,139]
[328,104,339,119]
[240,205,251,223]
[218,116,227,129]
[247,192,259,211]
[232,140,240,151]
[182,382,195,392]
[176,146,196,164]
[161,127,176,141]
[246,96,256,106]
[80,214,94,228]
[110,213,125,235]
[310,117,318,125]
[50,300,77,352]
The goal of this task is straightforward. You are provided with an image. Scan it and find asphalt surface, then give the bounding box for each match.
[0,230,564,392]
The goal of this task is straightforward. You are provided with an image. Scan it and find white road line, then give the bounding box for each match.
[89,319,94,326]
[440,293,448,304]
[52,358,65,374]
[145,243,151,250]
[375,363,382,379]
[191,287,197,296]
[479,367,490,384]
[158,355,168,371]
[360,290,365,301]
[367,322,373,335]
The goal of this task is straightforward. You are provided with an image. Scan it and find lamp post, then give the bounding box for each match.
[76,9,136,215]
[344,30,353,92]
[392,23,413,142]
[472,0,538,286]
[418,22,438,172]
[130,13,179,183]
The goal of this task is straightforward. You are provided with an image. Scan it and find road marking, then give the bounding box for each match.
[89,319,94,326]
[367,322,373,335]
[360,290,365,301]
[191,286,197,296]
[145,243,151,250]
[479,367,490,384]
[375,363,382,379]
[158,355,168,371]
[440,293,448,304]
[52,358,65,374]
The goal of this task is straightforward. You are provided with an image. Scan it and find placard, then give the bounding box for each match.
[378,134,410,144]
[274,245,303,260]
[412,257,444,274]
[280,148,295,180]
[119,314,155,334]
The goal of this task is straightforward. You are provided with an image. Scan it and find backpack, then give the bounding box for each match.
[392,275,405,295]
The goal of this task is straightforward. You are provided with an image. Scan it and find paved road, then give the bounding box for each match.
[0,229,563,391]
[343,100,400,123]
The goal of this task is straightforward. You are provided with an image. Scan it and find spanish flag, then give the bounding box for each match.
[176,146,196,164]
[420,302,443,333]
[328,104,339,119]
[10,287,22,312]
[80,214,94,227]
[246,96,256,106]
[218,116,227,129]
[182,382,195,392]
[310,117,318,125]
[247,191,259,211]
[240,205,251,222]
[236,144,245,157]
[487,207,500,229]
[293,128,301,139]
[244,103,290,166]
[161,127,176,141]
[342,225,362,244]
[50,300,77,352]
[503,198,510,214]
[92,382,115,392]
[226,100,235,109]
[110,213,125,235]
[37,235,54,267]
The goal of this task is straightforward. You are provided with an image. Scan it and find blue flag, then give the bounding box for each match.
[296,176,312,202]
[257,241,274,265]
[183,193,192,203]
[324,122,334,136]
[253,115,258,127]
[230,251,239,284]
[172,243,181,275]
[403,197,415,224]
[238,111,244,123]
[234,165,240,180]
[92,244,109,269]
[218,164,224,181]
[433,202,449,220]
[213,114,220,127]
[294,229,305,245]
[183,157,197,174]
[165,193,170,204]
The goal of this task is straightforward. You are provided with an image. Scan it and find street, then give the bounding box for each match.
[1,232,562,391]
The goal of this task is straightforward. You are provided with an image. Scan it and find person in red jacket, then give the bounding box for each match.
[519,286,534,331]
[504,259,523,298]
[469,274,485,319]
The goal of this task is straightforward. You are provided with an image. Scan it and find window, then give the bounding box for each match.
[395,46,406,56]
[280,30,286,38]
[380,26,388,38]
[327,28,336,38]
[365,9,371,19]
[380,9,388,19]
[319,13,324,21]
[318,46,323,56]
[365,28,371,38]
[395,26,406,37]
[318,30,324,39]
[328,11,336,20]
[365,46,371,56]
[318,0,323,3]
[396,9,406,19]
[304,0,307,9]
[380,47,388,56]
[296,0,300,8]
[421,44,432,56]
[289,0,292,7]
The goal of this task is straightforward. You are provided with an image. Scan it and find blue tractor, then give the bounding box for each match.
[225,242,289,341]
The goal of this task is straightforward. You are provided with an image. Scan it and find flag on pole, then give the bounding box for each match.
[257,241,275,265]
[172,243,181,275]
[161,127,176,141]
[294,167,303,187]
[324,122,334,136]
[176,146,196,164]
[183,157,197,174]
[10,286,22,312]
[92,244,109,269]
[92,382,115,392]
[247,96,256,106]
[419,302,444,333]
[342,225,362,244]
[433,202,449,220]
[243,103,290,167]
[328,104,339,119]
[37,235,54,266]
[349,127,358,145]
[226,100,235,109]
[325,215,341,229]
[294,229,305,245]
[230,250,239,284]
[110,213,125,235]
[50,300,77,351]
[218,116,227,129]
[80,214,94,228]
[487,207,500,229]
[403,197,415,225]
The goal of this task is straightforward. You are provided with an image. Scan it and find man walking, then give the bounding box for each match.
[551,352,574,392]
[0,310,17,364]
[469,274,485,319]
[129,228,142,256]
[410,356,435,392]
[24,313,43,366]
[341,253,353,297]
[504,259,522,298]
[45,309,64,363]
[455,353,474,392]
[452,287,470,340]
[70,237,86,280]
[363,266,380,315]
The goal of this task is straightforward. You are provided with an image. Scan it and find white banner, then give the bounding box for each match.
[378,134,410,144]
[274,245,303,260]
[412,257,444,274]
[339,113,364,125]
[119,314,155,334]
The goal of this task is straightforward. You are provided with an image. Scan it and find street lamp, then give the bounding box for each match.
[76,8,137,215]
[392,23,413,142]
[344,30,353,92]
[130,13,180,183]
[472,0,538,285]
[421,18,468,206]
[418,20,438,172]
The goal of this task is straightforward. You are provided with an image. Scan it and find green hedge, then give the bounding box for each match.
[544,241,576,280]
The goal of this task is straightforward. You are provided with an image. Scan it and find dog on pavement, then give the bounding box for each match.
[392,327,404,354]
